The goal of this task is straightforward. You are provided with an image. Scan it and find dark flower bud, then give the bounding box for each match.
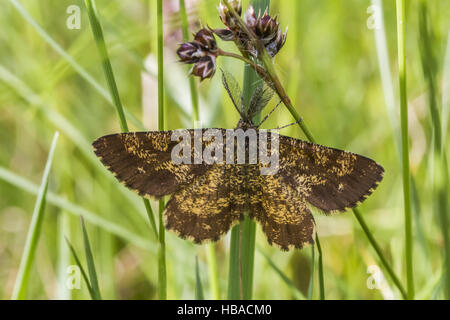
[177,28,219,81]
[194,28,218,53]
[243,5,288,58]
[212,28,235,41]
[218,0,242,31]
[177,42,204,64]
[190,55,217,81]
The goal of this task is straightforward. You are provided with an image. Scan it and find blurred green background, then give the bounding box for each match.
[0,0,449,300]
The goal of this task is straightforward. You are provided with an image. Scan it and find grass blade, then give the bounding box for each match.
[80,217,102,300]
[195,257,205,300]
[65,237,95,299]
[396,0,414,299]
[83,0,157,239]
[227,226,241,299]
[11,132,59,300]
[307,245,315,300]
[156,0,167,300]
[315,234,325,300]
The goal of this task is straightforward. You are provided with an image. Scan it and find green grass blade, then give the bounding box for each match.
[80,217,102,300]
[307,245,315,300]
[396,0,414,299]
[84,0,128,132]
[257,247,305,300]
[7,0,144,130]
[353,208,407,299]
[83,0,157,240]
[315,234,325,300]
[156,0,167,300]
[11,132,59,300]
[206,243,221,300]
[0,167,155,253]
[65,237,95,299]
[227,226,241,299]
[195,257,205,300]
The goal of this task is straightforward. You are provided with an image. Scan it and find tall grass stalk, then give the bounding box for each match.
[84,0,158,239]
[315,234,325,300]
[80,217,102,299]
[396,0,414,300]
[65,238,96,299]
[11,132,59,300]
[156,0,167,300]
[222,0,407,299]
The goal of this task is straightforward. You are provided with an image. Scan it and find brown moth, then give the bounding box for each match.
[93,72,384,251]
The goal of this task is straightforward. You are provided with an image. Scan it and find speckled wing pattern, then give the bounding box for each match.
[93,131,208,199]
[277,136,384,214]
[93,130,384,251]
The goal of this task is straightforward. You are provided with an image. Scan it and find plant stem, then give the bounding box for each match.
[353,208,407,299]
[222,0,407,299]
[315,233,325,300]
[219,50,267,77]
[396,0,414,300]
[157,0,167,300]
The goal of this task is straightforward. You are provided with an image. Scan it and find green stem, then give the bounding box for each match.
[206,244,221,299]
[396,0,414,300]
[315,233,325,300]
[157,0,167,300]
[353,208,407,299]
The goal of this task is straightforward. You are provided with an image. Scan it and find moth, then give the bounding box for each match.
[93,71,384,251]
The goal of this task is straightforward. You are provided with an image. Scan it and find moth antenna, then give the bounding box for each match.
[275,116,304,131]
[257,99,283,128]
